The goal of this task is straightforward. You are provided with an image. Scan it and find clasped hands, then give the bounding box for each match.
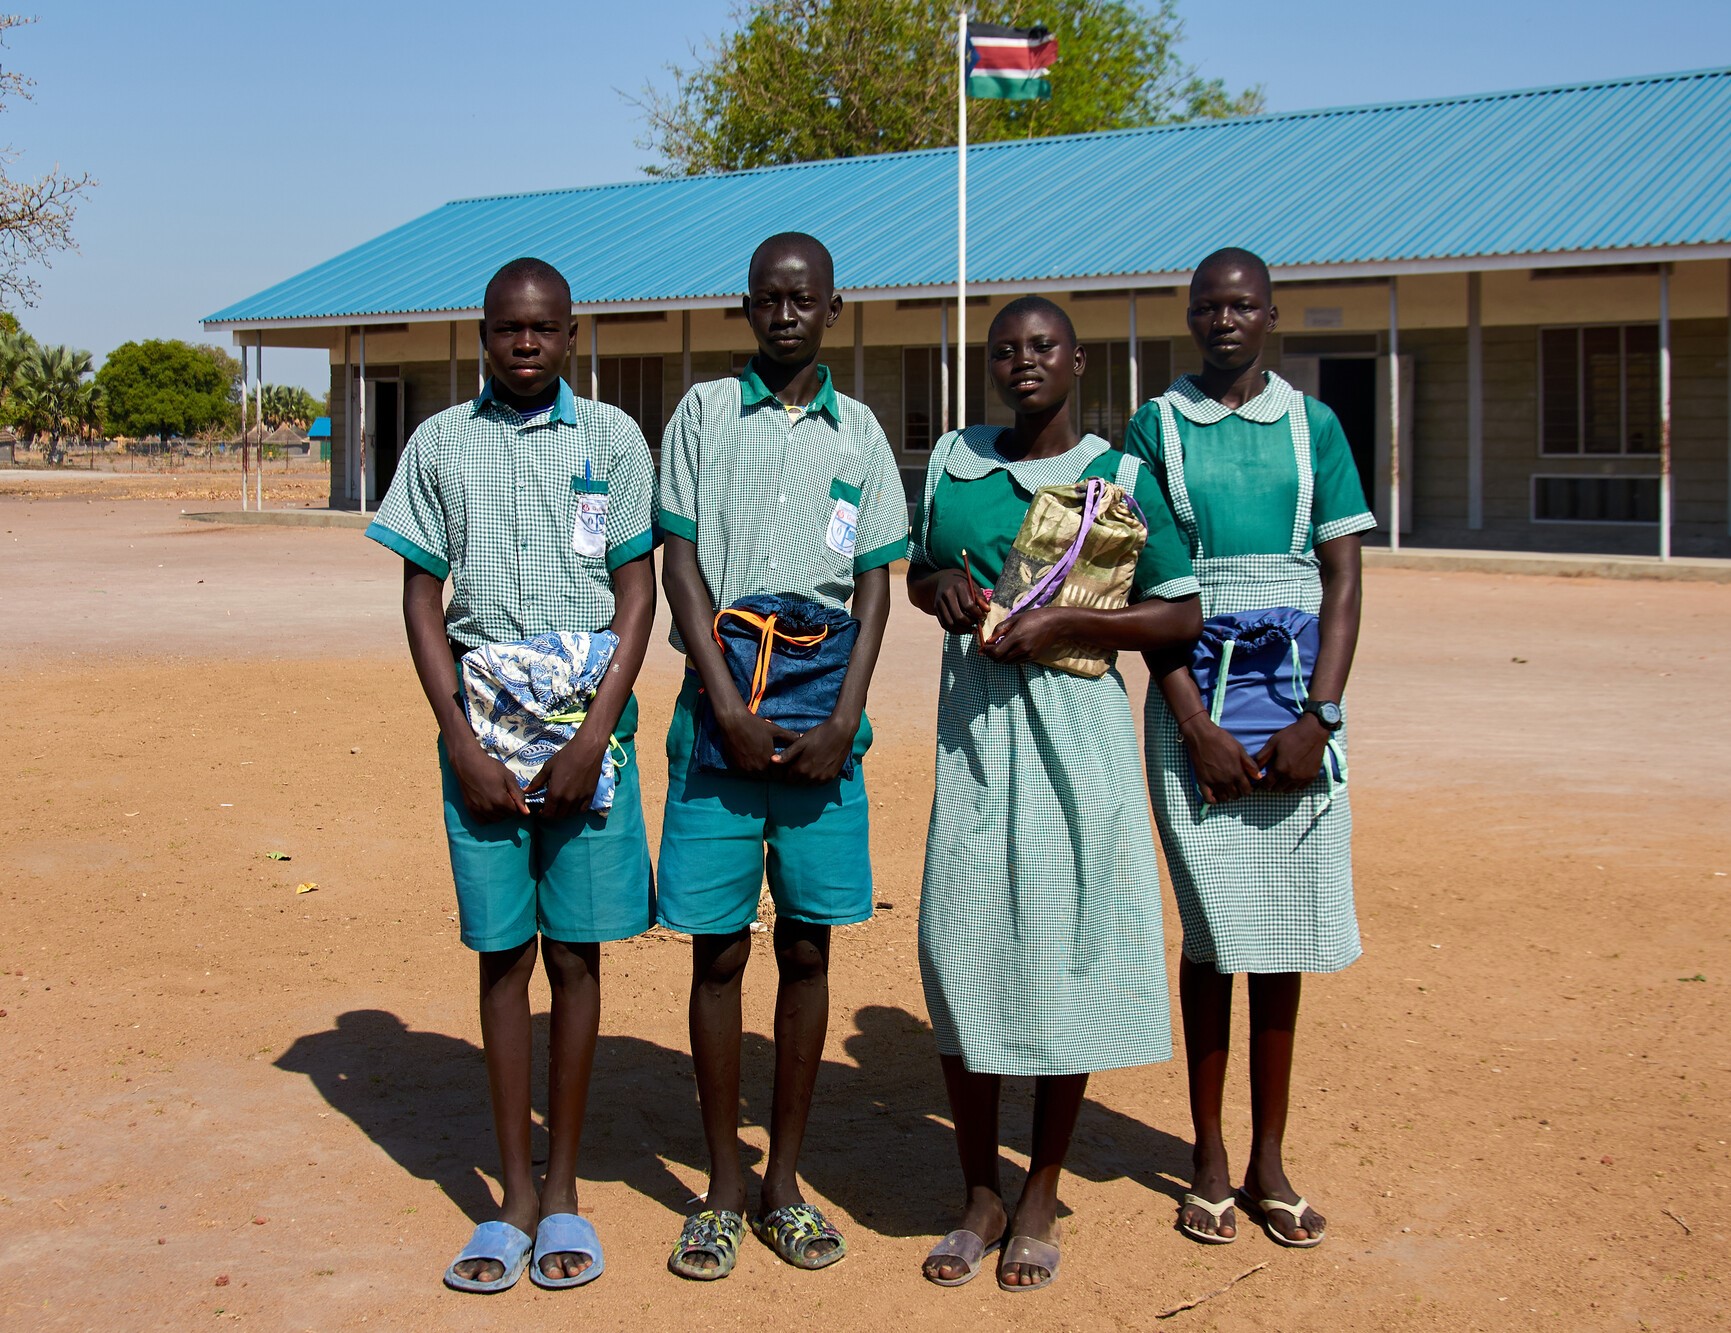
[931,567,1066,665]
[1180,710,1332,805]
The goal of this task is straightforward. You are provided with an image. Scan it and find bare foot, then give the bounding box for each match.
[1181,1144,1237,1241]
[1244,1158,1324,1243]
[922,1191,1007,1283]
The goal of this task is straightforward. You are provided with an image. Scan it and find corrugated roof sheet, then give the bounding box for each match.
[205,67,1731,325]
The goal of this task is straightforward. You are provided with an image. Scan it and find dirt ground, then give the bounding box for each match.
[0,493,1726,1331]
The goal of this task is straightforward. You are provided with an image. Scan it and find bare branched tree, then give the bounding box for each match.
[0,14,94,306]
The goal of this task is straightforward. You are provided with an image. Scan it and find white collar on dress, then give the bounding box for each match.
[1161,371,1299,426]
[943,425,1110,490]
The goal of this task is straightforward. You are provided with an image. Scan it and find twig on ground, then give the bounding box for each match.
[1663,1208,1691,1235]
[1156,1261,1269,1319]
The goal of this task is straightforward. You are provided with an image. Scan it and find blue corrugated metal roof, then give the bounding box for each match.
[205,67,1731,325]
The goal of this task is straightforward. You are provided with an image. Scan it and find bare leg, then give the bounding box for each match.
[1178,954,1237,1239]
[536,937,601,1280]
[680,930,751,1274]
[922,1054,1007,1282]
[999,1073,1088,1286]
[1244,972,1324,1241]
[760,918,836,1261]
[454,938,540,1283]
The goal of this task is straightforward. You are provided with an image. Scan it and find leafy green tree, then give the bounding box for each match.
[13,342,94,459]
[0,17,95,305]
[636,0,1262,175]
[95,340,238,446]
[259,383,321,430]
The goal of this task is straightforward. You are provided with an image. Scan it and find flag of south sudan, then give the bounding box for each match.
[965,22,1057,101]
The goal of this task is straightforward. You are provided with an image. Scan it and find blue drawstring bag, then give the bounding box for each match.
[1188,607,1344,803]
[693,593,860,780]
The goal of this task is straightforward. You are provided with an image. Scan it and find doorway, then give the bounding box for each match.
[1317,358,1375,502]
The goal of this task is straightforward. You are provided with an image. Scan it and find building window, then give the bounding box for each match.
[1539,325,1659,456]
[1531,474,1659,524]
[597,355,665,441]
[1073,341,1173,445]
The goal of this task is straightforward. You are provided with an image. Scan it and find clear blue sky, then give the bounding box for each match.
[12,0,1731,390]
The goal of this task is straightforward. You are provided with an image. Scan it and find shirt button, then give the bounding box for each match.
[768,559,778,571]
[778,494,787,504]
[520,542,529,552]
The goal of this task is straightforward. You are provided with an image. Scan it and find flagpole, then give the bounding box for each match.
[956,8,968,434]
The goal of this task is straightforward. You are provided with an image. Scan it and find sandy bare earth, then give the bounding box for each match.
[0,494,1726,1331]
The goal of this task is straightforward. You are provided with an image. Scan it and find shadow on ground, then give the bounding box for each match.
[274,1004,1192,1237]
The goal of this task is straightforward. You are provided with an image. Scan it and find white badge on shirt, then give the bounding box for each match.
[825,497,859,558]
[572,491,608,558]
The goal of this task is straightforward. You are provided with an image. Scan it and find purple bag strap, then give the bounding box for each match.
[1006,478,1147,617]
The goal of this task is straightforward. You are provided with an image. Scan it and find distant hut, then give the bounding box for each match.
[307,416,331,463]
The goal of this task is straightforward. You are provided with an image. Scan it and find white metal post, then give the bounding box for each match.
[1127,291,1140,419]
[853,302,865,401]
[682,309,692,391]
[1388,278,1401,552]
[1467,272,1483,531]
[589,320,600,401]
[939,305,951,438]
[341,329,351,506]
[255,333,264,511]
[476,330,486,395]
[449,322,458,408]
[956,8,968,433]
[239,339,249,510]
[357,327,368,517]
[1659,265,1672,561]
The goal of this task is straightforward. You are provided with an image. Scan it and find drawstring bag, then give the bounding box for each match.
[460,629,627,814]
[1188,607,1345,809]
[979,476,1148,679]
[693,593,860,779]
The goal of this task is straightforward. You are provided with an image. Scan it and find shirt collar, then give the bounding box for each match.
[1163,370,1298,425]
[738,358,838,421]
[473,376,578,426]
[944,425,1110,488]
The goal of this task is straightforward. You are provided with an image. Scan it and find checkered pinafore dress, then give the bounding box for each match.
[1144,381,1362,975]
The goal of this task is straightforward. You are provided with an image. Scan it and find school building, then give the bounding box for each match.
[204,67,1731,557]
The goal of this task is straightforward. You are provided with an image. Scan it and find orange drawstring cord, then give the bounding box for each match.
[712,609,830,713]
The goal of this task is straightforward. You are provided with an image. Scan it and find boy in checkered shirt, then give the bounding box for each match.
[365,257,656,1293]
[657,233,907,1279]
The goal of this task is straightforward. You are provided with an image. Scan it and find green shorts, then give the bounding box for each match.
[439,733,654,953]
[657,674,874,936]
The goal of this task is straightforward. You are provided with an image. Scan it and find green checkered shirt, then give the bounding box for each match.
[658,359,909,651]
[365,378,656,655]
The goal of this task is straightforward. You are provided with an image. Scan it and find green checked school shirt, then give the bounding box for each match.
[658,359,908,651]
[365,377,657,655]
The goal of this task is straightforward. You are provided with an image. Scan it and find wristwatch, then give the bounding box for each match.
[1301,699,1344,732]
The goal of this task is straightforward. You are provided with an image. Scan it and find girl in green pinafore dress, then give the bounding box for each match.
[908,297,1201,1292]
[1124,249,1376,1250]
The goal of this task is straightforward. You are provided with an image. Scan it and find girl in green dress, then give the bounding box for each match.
[907,297,1201,1291]
[1125,249,1376,1248]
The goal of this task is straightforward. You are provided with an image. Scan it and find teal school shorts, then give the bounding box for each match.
[439,734,654,952]
[657,673,873,936]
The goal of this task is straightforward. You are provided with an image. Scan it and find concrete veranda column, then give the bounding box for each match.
[1467,273,1484,531]
[1388,278,1401,552]
[1659,266,1672,561]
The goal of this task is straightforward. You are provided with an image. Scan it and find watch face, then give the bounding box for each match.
[1320,702,1341,725]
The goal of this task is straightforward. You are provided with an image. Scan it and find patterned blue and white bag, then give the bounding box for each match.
[459,630,624,813]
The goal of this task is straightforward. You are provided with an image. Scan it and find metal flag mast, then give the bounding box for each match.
[956,8,968,435]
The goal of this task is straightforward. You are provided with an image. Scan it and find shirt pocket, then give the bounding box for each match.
[569,473,609,561]
[823,476,862,560]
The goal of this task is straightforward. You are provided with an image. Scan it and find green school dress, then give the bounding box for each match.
[911,427,1199,1077]
[1123,372,1376,975]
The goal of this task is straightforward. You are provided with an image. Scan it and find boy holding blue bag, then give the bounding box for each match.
[658,232,907,1280]
[365,257,657,1294]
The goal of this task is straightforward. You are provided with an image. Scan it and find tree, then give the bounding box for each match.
[0,17,94,306]
[258,383,321,430]
[635,0,1262,176]
[95,340,238,446]
[12,341,93,459]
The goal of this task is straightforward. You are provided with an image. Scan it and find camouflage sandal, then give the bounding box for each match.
[668,1208,746,1281]
[751,1201,847,1270]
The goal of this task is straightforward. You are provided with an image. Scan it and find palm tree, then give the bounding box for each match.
[16,343,94,461]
